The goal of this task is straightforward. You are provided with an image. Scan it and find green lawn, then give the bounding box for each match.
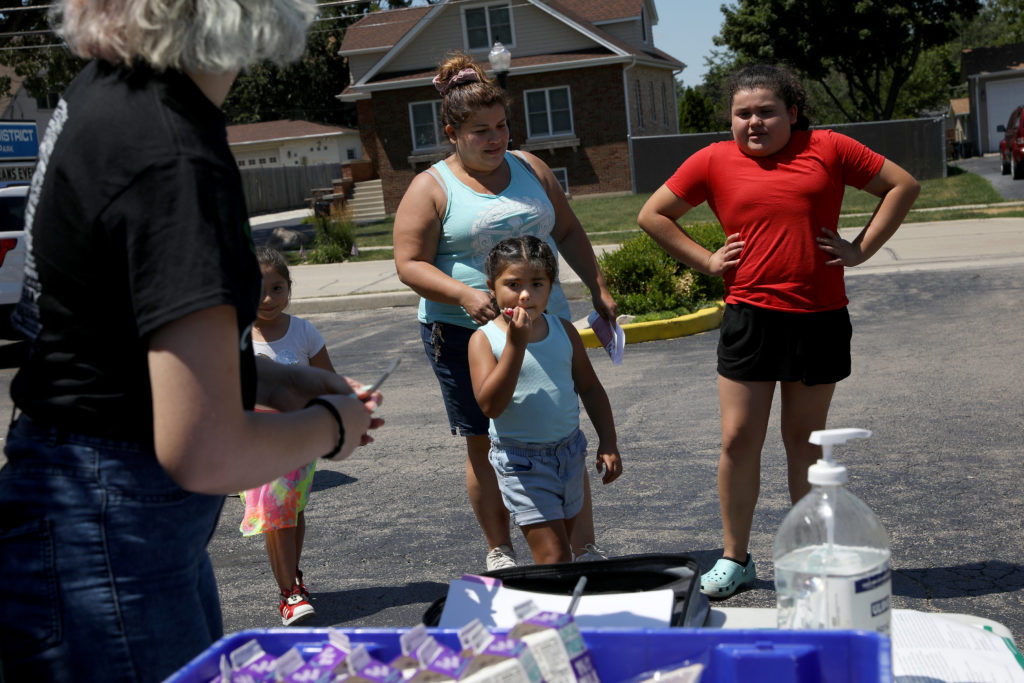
[348,164,1024,257]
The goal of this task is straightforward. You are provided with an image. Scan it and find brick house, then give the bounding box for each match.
[338,0,682,214]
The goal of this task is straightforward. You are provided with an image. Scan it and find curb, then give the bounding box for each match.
[578,302,724,348]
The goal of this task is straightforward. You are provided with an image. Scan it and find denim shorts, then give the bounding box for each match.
[488,428,587,527]
[420,321,490,436]
[0,415,225,683]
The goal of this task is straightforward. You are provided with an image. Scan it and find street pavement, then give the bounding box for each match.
[207,216,1024,642]
[0,215,1020,648]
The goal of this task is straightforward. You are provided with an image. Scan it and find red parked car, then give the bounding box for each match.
[998,104,1024,179]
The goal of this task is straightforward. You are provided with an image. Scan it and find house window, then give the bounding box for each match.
[347,148,356,160]
[649,82,656,124]
[247,159,256,166]
[551,167,569,194]
[635,81,644,129]
[410,100,445,151]
[35,91,60,109]
[464,3,513,51]
[525,86,573,138]
[662,82,669,126]
[269,157,277,163]
[258,158,266,165]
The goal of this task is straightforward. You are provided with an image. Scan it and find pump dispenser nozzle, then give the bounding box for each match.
[807,428,871,485]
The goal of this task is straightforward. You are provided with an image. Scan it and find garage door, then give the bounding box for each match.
[985,79,1024,153]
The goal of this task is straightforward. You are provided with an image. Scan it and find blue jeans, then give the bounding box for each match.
[0,416,225,683]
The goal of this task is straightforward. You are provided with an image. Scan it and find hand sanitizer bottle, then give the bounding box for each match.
[773,428,892,635]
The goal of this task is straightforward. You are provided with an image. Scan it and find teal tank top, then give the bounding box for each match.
[417,151,570,328]
[480,313,579,443]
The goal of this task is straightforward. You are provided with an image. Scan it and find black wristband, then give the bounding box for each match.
[305,397,345,460]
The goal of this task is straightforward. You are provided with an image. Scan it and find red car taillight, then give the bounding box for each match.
[0,237,17,268]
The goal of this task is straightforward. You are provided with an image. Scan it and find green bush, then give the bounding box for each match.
[598,223,726,316]
[306,215,356,265]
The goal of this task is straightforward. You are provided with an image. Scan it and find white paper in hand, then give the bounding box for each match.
[587,311,624,365]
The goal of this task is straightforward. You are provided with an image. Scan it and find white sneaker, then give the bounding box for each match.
[486,544,517,571]
[574,543,608,562]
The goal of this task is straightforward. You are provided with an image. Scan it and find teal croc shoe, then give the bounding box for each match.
[700,555,756,598]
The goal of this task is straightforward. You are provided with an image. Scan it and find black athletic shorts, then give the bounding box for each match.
[716,302,852,386]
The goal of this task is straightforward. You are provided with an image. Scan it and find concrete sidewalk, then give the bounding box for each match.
[282,217,1024,315]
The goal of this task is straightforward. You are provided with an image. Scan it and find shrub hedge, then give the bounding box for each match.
[598,223,726,316]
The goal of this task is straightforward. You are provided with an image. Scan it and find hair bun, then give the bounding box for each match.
[432,67,480,96]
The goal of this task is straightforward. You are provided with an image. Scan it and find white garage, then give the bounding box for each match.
[969,69,1024,154]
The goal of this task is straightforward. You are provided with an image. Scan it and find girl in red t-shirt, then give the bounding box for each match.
[638,64,920,599]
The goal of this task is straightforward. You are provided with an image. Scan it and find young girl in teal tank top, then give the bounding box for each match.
[468,236,623,565]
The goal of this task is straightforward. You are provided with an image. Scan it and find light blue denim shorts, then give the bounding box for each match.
[488,428,587,527]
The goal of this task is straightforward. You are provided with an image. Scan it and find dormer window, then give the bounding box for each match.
[464,3,514,51]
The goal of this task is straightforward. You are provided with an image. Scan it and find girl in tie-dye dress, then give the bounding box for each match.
[241,246,337,626]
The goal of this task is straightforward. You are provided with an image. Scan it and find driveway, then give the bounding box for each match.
[951,153,1024,201]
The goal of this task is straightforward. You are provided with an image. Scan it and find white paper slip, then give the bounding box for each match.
[587,311,624,365]
[438,575,674,629]
[892,610,1024,682]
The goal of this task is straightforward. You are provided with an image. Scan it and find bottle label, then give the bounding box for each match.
[829,566,891,634]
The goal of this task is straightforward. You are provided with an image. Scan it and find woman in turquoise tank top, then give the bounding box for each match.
[394,52,617,571]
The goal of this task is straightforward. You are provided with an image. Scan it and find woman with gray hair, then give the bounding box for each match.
[0,1,382,681]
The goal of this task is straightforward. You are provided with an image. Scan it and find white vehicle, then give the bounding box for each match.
[0,183,28,338]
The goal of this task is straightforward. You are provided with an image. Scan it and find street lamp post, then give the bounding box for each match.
[488,41,511,90]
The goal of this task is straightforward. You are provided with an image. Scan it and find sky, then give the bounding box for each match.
[650,1,724,88]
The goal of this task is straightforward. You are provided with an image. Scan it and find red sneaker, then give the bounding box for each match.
[279,587,314,626]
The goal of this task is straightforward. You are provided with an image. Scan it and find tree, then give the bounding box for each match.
[0,0,435,122]
[676,84,722,133]
[715,0,981,121]
[0,1,85,100]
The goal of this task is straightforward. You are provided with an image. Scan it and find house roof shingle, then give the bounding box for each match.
[339,5,432,53]
[226,119,358,145]
[555,0,642,23]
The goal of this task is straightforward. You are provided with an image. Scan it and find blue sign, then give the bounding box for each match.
[0,122,39,161]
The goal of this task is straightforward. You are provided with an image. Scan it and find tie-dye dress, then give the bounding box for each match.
[240,316,327,536]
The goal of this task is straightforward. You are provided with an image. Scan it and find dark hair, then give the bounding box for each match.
[727,64,810,131]
[485,235,557,284]
[435,51,509,131]
[256,246,291,286]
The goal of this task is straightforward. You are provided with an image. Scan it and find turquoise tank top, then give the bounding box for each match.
[417,151,570,328]
[480,313,579,443]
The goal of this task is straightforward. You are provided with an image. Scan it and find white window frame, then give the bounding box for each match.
[523,86,574,140]
[462,2,515,52]
[409,100,445,152]
[550,167,569,194]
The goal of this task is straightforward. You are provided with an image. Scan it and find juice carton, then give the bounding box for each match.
[226,639,278,683]
[344,644,404,683]
[509,601,600,683]
[457,619,543,683]
[388,624,430,678]
[282,629,353,683]
[409,634,470,681]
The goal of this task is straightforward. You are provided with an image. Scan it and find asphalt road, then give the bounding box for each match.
[191,263,1022,641]
[0,252,1020,646]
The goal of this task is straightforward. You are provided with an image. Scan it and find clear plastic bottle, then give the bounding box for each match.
[773,428,892,635]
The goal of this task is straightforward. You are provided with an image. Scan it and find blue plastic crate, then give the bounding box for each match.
[166,627,891,683]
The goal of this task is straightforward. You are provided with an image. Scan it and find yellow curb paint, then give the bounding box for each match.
[578,302,724,348]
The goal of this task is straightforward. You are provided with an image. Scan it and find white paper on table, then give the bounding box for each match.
[587,311,624,365]
[438,575,674,630]
[892,611,1024,682]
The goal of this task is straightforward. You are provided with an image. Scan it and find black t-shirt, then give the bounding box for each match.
[11,60,260,444]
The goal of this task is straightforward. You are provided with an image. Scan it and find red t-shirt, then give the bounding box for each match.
[665,129,884,312]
